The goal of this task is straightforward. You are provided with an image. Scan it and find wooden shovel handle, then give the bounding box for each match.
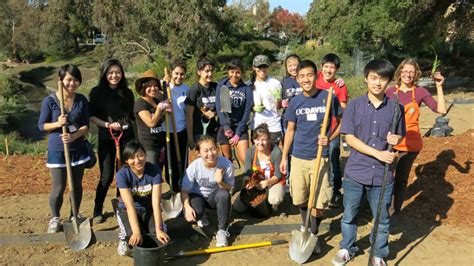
[163,67,183,178]
[307,87,334,211]
[57,80,79,221]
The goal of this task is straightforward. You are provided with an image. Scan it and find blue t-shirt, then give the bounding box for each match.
[281,76,302,101]
[117,162,163,210]
[285,90,342,159]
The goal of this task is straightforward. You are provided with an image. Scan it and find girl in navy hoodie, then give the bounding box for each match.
[215,59,253,166]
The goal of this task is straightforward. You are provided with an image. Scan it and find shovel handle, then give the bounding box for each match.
[169,239,287,257]
[57,81,79,227]
[307,87,333,213]
[163,73,183,179]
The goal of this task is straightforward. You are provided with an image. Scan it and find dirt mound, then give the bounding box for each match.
[402,129,473,227]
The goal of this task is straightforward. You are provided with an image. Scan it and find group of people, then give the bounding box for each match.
[38,51,446,265]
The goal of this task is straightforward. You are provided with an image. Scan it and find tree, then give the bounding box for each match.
[306,0,472,56]
[92,0,233,61]
[268,7,305,43]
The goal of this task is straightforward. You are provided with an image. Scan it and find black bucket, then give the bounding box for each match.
[133,234,167,266]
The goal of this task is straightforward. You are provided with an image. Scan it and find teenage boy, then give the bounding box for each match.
[332,59,405,266]
[316,53,349,207]
[280,60,342,253]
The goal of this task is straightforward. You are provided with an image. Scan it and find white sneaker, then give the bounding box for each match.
[47,217,61,233]
[197,216,209,228]
[372,257,387,266]
[117,240,132,257]
[216,229,230,247]
[332,249,351,266]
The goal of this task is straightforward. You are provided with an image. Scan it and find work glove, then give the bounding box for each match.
[253,104,265,113]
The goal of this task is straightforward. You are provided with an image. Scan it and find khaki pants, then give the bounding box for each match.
[289,156,332,209]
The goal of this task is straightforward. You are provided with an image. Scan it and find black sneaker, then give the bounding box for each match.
[330,192,342,208]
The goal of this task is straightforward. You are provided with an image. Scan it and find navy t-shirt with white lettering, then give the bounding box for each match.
[285,90,342,159]
[117,162,163,210]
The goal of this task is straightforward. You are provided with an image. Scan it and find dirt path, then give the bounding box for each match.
[1,192,473,265]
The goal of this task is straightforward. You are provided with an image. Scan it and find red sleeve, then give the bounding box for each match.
[417,87,438,112]
[338,85,348,103]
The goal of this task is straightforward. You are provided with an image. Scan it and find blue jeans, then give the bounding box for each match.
[339,178,393,259]
[329,136,342,193]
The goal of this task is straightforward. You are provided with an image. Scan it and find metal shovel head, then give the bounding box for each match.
[63,217,92,251]
[219,85,232,113]
[162,192,183,220]
[289,229,317,264]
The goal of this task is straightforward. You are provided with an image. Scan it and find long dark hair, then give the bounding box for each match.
[96,58,133,116]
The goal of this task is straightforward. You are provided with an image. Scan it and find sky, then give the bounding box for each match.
[269,0,312,15]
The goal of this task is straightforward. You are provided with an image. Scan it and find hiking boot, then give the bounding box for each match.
[47,217,61,233]
[312,235,321,254]
[197,215,209,228]
[216,229,230,247]
[332,249,351,266]
[92,214,104,224]
[117,240,132,257]
[371,257,387,266]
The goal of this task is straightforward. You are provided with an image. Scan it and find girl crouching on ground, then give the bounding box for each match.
[234,123,286,215]
[181,136,234,247]
[116,141,169,256]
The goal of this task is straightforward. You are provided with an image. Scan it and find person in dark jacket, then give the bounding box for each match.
[215,58,253,166]
[89,58,135,224]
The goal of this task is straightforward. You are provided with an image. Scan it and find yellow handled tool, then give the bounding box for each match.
[167,239,287,257]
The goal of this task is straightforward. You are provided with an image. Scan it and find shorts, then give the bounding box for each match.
[216,126,249,145]
[289,156,332,209]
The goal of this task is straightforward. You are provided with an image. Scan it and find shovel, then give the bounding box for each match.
[161,111,183,219]
[367,93,401,265]
[57,80,92,251]
[109,125,124,215]
[289,87,333,264]
[219,85,240,169]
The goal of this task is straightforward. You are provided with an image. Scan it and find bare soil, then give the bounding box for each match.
[0,85,473,264]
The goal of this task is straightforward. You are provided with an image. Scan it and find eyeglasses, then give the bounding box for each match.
[401,71,416,75]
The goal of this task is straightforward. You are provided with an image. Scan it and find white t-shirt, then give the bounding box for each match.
[162,83,189,132]
[252,77,282,132]
[181,156,234,198]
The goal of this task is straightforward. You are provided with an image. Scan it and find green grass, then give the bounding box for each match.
[0,132,47,155]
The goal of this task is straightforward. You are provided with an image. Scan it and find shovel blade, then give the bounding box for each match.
[63,217,92,251]
[289,229,317,264]
[162,192,183,220]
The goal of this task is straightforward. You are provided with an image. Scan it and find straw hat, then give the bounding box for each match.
[134,70,161,94]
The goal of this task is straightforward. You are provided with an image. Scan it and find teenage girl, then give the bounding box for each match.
[116,141,169,256]
[38,64,90,233]
[385,58,446,215]
[185,55,218,149]
[134,70,170,165]
[162,60,189,192]
[251,55,283,145]
[89,59,135,224]
[181,136,234,247]
[215,58,253,165]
